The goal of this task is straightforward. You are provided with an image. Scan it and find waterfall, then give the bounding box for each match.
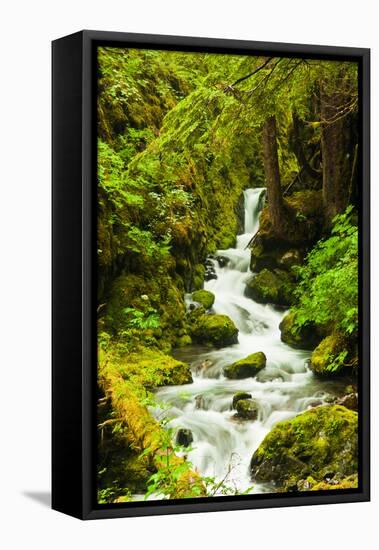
[155,187,343,495]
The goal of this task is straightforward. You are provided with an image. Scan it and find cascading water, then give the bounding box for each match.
[154,188,345,494]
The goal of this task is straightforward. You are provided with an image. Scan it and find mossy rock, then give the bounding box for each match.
[232,392,252,409]
[310,473,358,491]
[224,352,266,379]
[245,269,295,306]
[234,399,259,420]
[279,311,321,350]
[117,348,193,387]
[175,334,193,348]
[250,405,358,487]
[189,313,238,348]
[310,333,348,376]
[191,289,215,310]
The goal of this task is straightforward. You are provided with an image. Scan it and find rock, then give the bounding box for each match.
[204,267,217,281]
[336,393,358,411]
[279,311,321,350]
[216,255,230,268]
[245,268,295,306]
[224,352,266,379]
[310,473,358,491]
[277,249,303,270]
[191,289,215,310]
[235,399,259,420]
[250,405,358,487]
[310,333,348,376]
[176,428,194,447]
[175,334,192,347]
[232,391,252,409]
[195,395,207,410]
[189,313,239,348]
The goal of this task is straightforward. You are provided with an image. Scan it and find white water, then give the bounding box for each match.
[154,188,345,494]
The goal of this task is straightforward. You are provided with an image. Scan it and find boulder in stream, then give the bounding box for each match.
[279,311,321,350]
[232,391,252,409]
[189,313,238,348]
[191,289,215,310]
[234,398,259,420]
[224,352,266,379]
[309,333,350,376]
[176,428,194,448]
[250,404,358,489]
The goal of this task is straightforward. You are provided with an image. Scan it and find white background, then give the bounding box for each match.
[1,1,376,548]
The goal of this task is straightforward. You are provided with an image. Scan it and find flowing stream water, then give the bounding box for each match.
[154,188,346,494]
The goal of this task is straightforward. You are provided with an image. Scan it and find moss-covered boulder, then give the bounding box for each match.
[189,313,238,348]
[250,405,358,488]
[310,473,358,491]
[245,269,295,306]
[234,398,259,420]
[224,352,266,379]
[191,289,215,310]
[117,348,193,386]
[250,242,303,274]
[232,392,252,409]
[310,333,348,376]
[279,311,321,350]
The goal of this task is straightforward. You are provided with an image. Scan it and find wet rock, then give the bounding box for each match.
[250,405,358,487]
[195,359,213,376]
[310,333,348,376]
[232,392,252,409]
[191,289,215,310]
[175,334,192,347]
[195,395,207,410]
[336,393,358,411]
[189,313,238,348]
[216,255,230,268]
[279,311,322,350]
[245,268,295,306]
[224,352,266,379]
[277,249,303,270]
[204,265,217,281]
[176,428,194,448]
[234,399,259,420]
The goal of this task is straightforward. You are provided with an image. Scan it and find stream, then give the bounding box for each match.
[154,188,347,495]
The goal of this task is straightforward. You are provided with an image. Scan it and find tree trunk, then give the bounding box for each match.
[321,85,354,225]
[262,115,285,232]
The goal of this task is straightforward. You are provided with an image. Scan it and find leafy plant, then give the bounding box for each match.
[293,206,358,337]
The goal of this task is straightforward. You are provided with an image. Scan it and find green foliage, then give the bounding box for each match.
[293,206,358,337]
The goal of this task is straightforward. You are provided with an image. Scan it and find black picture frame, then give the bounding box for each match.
[52,30,370,520]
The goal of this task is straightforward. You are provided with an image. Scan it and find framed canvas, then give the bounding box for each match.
[52,30,370,520]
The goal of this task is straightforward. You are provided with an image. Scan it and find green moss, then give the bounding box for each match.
[115,348,193,387]
[175,334,192,348]
[232,392,252,409]
[279,311,321,350]
[310,333,348,376]
[250,405,358,487]
[311,473,358,491]
[224,352,266,379]
[245,269,295,306]
[234,399,259,420]
[191,289,215,310]
[104,272,187,349]
[189,313,238,348]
